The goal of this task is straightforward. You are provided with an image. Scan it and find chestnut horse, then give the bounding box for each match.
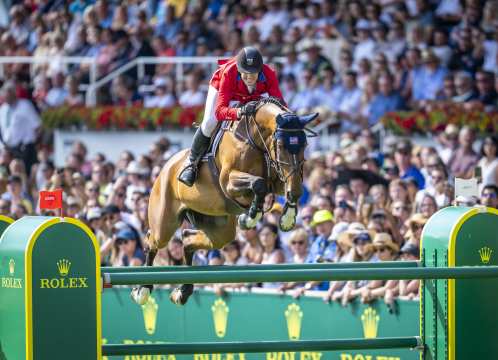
[132,98,317,306]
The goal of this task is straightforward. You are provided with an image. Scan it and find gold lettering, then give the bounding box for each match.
[50,279,59,288]
[70,278,78,288]
[340,355,353,360]
[301,352,313,360]
[376,357,388,360]
[60,278,68,288]
[310,353,322,360]
[267,353,278,360]
[238,354,246,360]
[226,353,235,360]
[354,356,365,360]
[167,356,176,360]
[288,352,295,360]
[79,277,88,287]
[194,355,209,360]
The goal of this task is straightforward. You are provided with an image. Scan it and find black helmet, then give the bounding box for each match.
[236,46,263,74]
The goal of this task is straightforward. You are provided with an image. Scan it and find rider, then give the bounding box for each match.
[178,46,286,187]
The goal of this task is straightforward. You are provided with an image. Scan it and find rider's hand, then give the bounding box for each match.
[238,101,258,119]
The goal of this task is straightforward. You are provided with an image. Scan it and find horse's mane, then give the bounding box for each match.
[255,96,288,113]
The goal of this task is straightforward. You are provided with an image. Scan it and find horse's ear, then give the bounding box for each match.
[299,113,319,125]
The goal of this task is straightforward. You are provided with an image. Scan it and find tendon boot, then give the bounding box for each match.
[178,128,211,187]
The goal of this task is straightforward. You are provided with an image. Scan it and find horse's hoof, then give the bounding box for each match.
[238,213,261,230]
[169,285,194,306]
[131,286,151,305]
[279,204,297,231]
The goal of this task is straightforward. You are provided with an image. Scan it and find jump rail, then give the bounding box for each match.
[103,266,498,286]
[102,337,422,356]
[101,260,420,273]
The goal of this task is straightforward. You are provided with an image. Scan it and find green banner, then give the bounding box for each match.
[102,289,419,360]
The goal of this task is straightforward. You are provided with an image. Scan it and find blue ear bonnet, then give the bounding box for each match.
[275,113,306,154]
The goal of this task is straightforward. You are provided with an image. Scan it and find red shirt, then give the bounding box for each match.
[210,58,284,121]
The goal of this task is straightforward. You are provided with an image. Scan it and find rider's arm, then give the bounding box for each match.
[214,70,239,121]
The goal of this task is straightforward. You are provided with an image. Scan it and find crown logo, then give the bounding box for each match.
[361,307,380,339]
[57,259,71,277]
[141,296,159,335]
[479,247,493,264]
[8,259,15,276]
[285,303,303,340]
[211,298,229,338]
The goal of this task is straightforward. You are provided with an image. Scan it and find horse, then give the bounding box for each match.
[132,98,317,306]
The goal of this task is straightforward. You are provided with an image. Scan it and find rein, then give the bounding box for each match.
[240,98,316,189]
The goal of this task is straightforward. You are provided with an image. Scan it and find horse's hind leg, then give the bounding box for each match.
[170,216,237,305]
[169,230,213,305]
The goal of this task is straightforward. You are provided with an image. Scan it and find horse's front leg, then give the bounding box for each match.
[226,170,267,229]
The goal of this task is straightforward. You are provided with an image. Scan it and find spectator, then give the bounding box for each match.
[178,72,205,107]
[336,70,362,132]
[45,72,68,107]
[0,81,40,173]
[481,184,498,208]
[368,73,405,127]
[394,140,425,189]
[475,70,497,109]
[448,126,479,179]
[144,77,176,108]
[478,135,498,189]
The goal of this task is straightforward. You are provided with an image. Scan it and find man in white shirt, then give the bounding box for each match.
[0,81,41,172]
[179,73,205,108]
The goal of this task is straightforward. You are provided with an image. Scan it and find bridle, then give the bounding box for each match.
[242,98,317,185]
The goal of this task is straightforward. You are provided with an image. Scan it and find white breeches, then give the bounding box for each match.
[200,86,219,137]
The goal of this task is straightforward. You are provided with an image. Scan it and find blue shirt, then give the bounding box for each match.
[412,66,448,101]
[306,235,337,290]
[368,91,405,126]
[306,235,337,263]
[402,166,426,189]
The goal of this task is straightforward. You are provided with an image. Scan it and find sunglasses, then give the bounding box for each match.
[88,188,99,192]
[291,240,305,246]
[116,193,126,198]
[482,192,497,198]
[393,206,408,211]
[412,224,423,231]
[301,215,312,221]
[376,247,389,252]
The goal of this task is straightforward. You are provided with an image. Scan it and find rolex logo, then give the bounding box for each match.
[57,259,71,276]
[141,296,158,335]
[479,247,493,264]
[361,307,380,339]
[8,259,15,276]
[211,298,229,338]
[284,303,303,340]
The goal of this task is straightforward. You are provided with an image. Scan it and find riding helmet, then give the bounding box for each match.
[236,46,263,74]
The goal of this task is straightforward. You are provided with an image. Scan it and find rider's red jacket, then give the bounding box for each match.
[210,58,285,121]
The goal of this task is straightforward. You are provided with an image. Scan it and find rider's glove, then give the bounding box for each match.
[238,101,258,119]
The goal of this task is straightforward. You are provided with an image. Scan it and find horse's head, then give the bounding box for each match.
[253,99,318,205]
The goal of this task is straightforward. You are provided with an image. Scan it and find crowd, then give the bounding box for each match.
[0,0,497,306]
[0,0,498,123]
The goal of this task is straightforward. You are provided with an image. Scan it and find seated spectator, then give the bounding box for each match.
[479,135,498,189]
[447,126,479,179]
[64,75,84,106]
[336,70,363,132]
[358,232,399,304]
[45,72,68,107]
[1,175,33,214]
[481,184,498,209]
[144,77,176,108]
[475,70,497,109]
[416,193,438,219]
[452,71,478,103]
[221,240,248,266]
[398,242,420,300]
[368,73,405,127]
[239,227,263,264]
[394,140,425,189]
[404,213,428,247]
[178,72,205,108]
[112,227,145,267]
[448,27,483,74]
[330,230,377,305]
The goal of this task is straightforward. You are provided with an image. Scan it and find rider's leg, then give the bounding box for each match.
[178,85,218,187]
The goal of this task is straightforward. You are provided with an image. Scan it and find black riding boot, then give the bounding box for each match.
[178,128,211,187]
